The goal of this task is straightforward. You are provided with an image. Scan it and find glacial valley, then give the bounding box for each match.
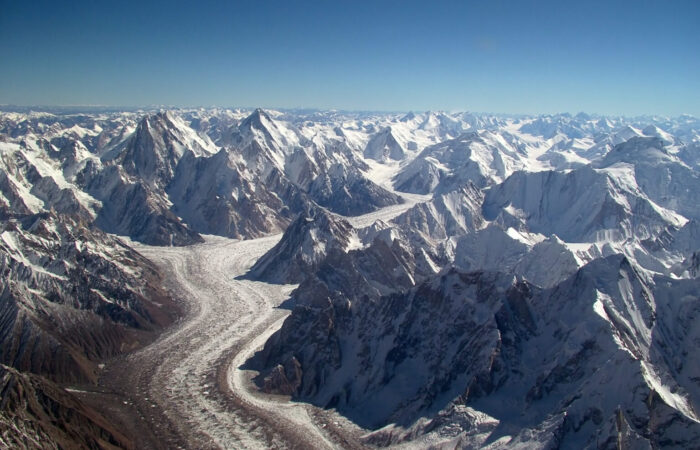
[1,107,699,449]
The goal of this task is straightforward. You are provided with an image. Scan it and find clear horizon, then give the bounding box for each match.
[1,0,698,116]
[1,104,698,120]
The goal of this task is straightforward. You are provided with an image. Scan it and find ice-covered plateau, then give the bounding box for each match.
[0,107,698,449]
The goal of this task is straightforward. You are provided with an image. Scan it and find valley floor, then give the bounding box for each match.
[82,196,424,449]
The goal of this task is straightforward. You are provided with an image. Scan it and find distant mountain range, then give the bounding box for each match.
[1,107,698,448]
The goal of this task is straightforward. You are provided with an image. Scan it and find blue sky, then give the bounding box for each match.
[1,0,698,115]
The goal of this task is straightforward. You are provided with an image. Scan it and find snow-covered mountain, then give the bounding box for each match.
[392,183,485,240]
[364,127,407,162]
[394,131,529,194]
[482,165,683,243]
[249,209,355,283]
[236,110,699,448]
[1,106,699,448]
[594,136,700,221]
[251,251,700,448]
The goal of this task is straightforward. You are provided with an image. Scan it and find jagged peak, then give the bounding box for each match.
[642,124,675,144]
[564,253,653,296]
[377,125,396,136]
[248,208,355,283]
[240,108,274,130]
[617,135,666,151]
[139,110,174,129]
[293,207,354,238]
[400,111,416,122]
[232,107,303,157]
[364,126,405,161]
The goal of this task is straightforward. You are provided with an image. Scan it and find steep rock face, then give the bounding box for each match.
[480,255,700,449]
[512,235,583,287]
[393,156,447,194]
[306,163,403,216]
[285,144,402,216]
[167,149,303,239]
[674,251,700,278]
[0,113,184,448]
[0,171,39,218]
[226,108,304,173]
[0,162,178,445]
[21,124,201,247]
[249,234,429,401]
[677,141,700,171]
[364,127,406,162]
[596,136,700,221]
[393,131,524,194]
[84,112,219,245]
[249,210,354,284]
[0,137,179,384]
[112,111,215,186]
[394,134,488,194]
[163,109,314,240]
[284,146,321,190]
[84,164,203,246]
[482,165,681,242]
[259,269,533,429]
[0,214,176,384]
[251,256,700,448]
[392,183,485,240]
[88,112,212,245]
[166,109,402,236]
[3,108,700,448]
[642,220,700,255]
[0,364,131,449]
[0,142,99,221]
[640,220,700,279]
[392,182,583,288]
[12,109,334,246]
[29,176,94,223]
[451,226,581,288]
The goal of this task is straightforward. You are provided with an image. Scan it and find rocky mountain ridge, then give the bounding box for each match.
[1,107,699,448]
